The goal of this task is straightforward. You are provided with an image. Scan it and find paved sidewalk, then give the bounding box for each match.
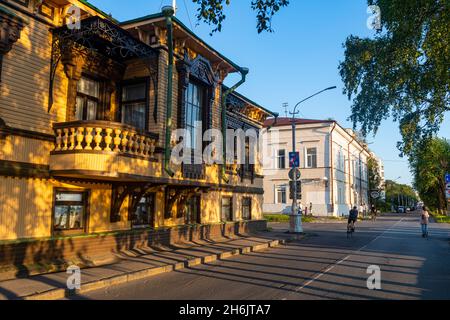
[0,233,289,300]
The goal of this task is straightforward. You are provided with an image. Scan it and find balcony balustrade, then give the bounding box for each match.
[52,121,158,159]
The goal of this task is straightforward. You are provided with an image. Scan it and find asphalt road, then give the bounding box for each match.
[71,214,450,300]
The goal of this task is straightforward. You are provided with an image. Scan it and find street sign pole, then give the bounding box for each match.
[290,119,302,233]
[287,86,336,233]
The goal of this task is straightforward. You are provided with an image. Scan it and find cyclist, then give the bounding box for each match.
[371,204,377,221]
[348,206,359,232]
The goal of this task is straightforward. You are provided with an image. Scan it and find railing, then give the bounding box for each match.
[225,163,238,175]
[182,164,206,180]
[53,121,158,158]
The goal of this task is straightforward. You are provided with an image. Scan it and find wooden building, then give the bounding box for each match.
[0,0,276,276]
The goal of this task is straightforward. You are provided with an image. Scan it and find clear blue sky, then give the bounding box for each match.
[89,0,449,186]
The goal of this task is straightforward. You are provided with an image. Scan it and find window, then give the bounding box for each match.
[306,148,317,168]
[221,197,233,222]
[276,186,287,204]
[132,193,155,228]
[185,195,201,224]
[122,82,147,131]
[53,191,87,232]
[244,137,250,171]
[242,197,251,220]
[185,82,205,151]
[75,77,100,121]
[277,150,286,169]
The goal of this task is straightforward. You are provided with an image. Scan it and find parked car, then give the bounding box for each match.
[397,206,405,213]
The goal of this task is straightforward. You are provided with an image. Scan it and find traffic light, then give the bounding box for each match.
[289,180,302,200]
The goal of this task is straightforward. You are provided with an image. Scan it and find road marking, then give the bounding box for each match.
[287,217,405,296]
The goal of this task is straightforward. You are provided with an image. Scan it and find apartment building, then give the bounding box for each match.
[0,0,276,274]
[262,118,374,217]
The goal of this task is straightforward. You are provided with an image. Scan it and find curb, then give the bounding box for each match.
[23,239,286,300]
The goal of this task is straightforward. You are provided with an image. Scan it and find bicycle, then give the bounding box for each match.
[347,220,355,238]
[371,212,377,221]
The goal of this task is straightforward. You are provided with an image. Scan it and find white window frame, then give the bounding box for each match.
[306,147,318,168]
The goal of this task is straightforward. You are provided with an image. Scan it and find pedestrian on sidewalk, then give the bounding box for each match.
[421,206,430,237]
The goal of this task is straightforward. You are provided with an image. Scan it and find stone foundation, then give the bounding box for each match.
[0,220,267,280]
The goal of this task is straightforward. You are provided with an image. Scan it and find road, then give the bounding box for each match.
[71,214,450,300]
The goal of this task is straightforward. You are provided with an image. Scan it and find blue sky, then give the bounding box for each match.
[89,0,449,186]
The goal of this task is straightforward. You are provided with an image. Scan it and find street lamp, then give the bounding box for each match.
[289,86,337,234]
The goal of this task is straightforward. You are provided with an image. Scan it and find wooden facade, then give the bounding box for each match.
[0,0,275,272]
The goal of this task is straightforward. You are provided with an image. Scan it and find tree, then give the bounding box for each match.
[410,138,450,214]
[383,179,418,212]
[368,157,381,191]
[339,0,449,156]
[192,0,289,34]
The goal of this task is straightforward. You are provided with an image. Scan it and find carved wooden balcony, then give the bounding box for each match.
[50,121,160,180]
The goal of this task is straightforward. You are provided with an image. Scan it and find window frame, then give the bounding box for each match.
[184,80,207,155]
[306,147,318,168]
[131,192,156,229]
[277,149,286,169]
[75,75,104,121]
[52,189,90,236]
[276,185,287,204]
[221,196,233,222]
[241,197,252,220]
[119,77,150,132]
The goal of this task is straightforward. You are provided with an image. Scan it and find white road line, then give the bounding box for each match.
[289,217,406,295]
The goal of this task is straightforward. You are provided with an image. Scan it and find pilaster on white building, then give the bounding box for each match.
[262,118,377,217]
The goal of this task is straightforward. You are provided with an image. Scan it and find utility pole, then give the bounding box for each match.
[288,86,336,233]
[283,103,289,118]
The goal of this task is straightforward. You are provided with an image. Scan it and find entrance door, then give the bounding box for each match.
[185,195,201,225]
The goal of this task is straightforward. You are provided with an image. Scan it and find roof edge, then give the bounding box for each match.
[120,13,242,73]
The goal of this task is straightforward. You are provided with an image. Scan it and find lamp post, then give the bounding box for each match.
[289,86,337,234]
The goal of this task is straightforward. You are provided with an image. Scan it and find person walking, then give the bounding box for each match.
[421,206,430,238]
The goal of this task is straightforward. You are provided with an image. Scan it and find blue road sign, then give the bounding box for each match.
[289,152,300,168]
[446,173,450,184]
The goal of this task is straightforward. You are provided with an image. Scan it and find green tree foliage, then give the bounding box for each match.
[410,138,450,213]
[339,0,449,156]
[367,157,381,191]
[382,180,418,211]
[192,0,289,34]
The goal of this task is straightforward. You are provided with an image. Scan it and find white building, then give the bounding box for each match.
[262,118,375,217]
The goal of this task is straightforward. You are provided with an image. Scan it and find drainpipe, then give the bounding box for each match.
[358,148,364,206]
[329,122,337,215]
[265,115,279,132]
[347,135,355,207]
[163,6,175,177]
[221,67,249,183]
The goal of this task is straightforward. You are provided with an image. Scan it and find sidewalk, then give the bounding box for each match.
[0,233,291,300]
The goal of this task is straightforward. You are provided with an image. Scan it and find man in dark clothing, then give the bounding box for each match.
[348,206,359,230]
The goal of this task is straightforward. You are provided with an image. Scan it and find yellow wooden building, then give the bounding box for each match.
[0,0,276,274]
